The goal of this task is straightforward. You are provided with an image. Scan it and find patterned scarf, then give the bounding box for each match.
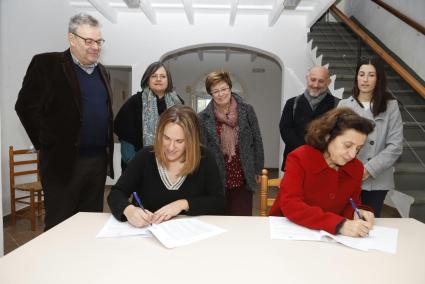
[142,88,182,146]
[214,96,238,162]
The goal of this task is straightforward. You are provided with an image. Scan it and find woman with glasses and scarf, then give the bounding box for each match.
[270,108,375,237]
[114,62,183,171]
[198,71,264,216]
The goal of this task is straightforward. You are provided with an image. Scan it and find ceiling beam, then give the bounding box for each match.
[123,0,140,8]
[197,50,204,61]
[87,0,117,23]
[140,0,157,24]
[229,0,239,26]
[269,0,285,26]
[182,0,194,25]
[225,49,231,62]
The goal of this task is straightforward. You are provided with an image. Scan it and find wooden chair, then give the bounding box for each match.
[259,169,281,216]
[9,146,43,231]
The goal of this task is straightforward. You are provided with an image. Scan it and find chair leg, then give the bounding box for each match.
[37,191,42,216]
[10,188,16,225]
[30,191,36,231]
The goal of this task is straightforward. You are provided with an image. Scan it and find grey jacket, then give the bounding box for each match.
[338,97,403,191]
[198,93,264,192]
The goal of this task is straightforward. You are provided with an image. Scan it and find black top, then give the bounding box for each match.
[113,91,185,153]
[279,92,337,171]
[107,146,225,221]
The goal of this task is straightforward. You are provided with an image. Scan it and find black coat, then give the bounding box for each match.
[15,49,114,181]
[279,93,336,171]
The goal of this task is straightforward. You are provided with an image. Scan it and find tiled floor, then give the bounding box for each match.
[3,170,400,255]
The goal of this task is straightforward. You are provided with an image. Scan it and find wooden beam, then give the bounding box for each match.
[182,0,194,25]
[330,5,425,100]
[140,0,157,24]
[269,0,285,26]
[88,0,117,23]
[229,0,239,26]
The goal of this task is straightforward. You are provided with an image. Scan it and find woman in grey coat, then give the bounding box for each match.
[338,57,403,216]
[198,71,264,216]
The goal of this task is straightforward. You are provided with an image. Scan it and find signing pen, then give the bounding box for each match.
[133,192,145,210]
[349,198,366,221]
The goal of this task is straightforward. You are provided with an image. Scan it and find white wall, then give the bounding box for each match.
[348,0,425,80]
[1,0,313,215]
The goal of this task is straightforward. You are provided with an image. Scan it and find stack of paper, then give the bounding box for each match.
[269,216,398,254]
[96,216,151,238]
[97,216,226,249]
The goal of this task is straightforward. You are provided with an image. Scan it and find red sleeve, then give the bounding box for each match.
[280,154,345,234]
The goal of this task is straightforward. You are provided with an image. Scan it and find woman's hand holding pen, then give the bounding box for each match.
[123,205,153,228]
[355,209,375,225]
[151,199,189,224]
[340,209,375,237]
[339,218,373,237]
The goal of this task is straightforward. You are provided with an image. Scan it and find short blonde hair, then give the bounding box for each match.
[205,70,233,95]
[154,105,201,176]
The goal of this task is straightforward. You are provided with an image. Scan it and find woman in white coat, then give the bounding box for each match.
[338,57,403,217]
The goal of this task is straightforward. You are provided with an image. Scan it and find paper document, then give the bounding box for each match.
[96,215,151,238]
[269,217,398,254]
[148,218,227,248]
[96,216,226,248]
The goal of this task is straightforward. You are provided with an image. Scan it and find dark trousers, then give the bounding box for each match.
[225,184,253,216]
[41,154,107,231]
[361,190,389,217]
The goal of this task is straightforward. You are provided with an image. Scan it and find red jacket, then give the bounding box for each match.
[270,145,368,234]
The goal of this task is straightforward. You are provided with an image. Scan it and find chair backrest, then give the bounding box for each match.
[259,169,281,216]
[9,146,40,189]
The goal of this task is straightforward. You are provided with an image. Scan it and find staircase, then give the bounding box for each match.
[308,20,425,222]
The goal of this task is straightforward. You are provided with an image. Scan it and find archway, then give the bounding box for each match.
[161,44,283,169]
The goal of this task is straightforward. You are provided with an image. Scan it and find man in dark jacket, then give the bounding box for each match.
[15,13,114,230]
[279,66,336,171]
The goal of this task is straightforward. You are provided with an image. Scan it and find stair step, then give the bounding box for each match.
[403,121,425,127]
[394,163,425,174]
[402,105,425,110]
[404,141,425,148]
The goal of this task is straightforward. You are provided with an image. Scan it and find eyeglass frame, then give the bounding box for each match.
[210,87,230,96]
[150,74,168,80]
[72,33,105,47]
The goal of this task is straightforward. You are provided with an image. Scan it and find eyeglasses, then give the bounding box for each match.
[72,33,105,47]
[210,87,230,96]
[150,74,167,80]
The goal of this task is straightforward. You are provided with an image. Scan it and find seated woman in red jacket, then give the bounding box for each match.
[270,107,375,237]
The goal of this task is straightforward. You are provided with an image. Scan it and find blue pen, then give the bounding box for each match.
[132,192,152,225]
[132,192,145,210]
[349,198,365,221]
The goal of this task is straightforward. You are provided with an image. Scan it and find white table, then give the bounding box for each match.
[1,213,424,284]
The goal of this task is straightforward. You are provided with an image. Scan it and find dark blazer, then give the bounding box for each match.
[15,49,114,181]
[279,92,336,171]
[198,93,264,192]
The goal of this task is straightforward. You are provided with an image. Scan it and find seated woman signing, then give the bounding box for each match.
[270,107,375,237]
[108,105,225,227]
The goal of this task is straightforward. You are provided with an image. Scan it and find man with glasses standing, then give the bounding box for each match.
[15,13,114,230]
